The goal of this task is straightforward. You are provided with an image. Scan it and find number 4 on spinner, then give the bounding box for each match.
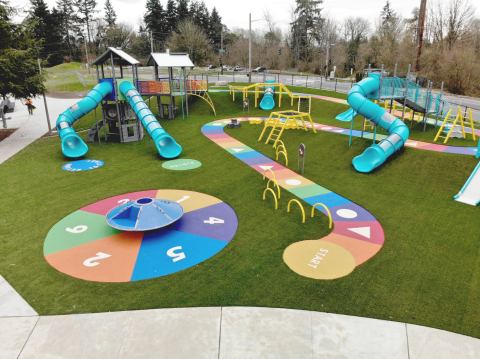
[203,217,224,225]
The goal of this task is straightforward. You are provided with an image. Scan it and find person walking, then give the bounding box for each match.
[25,98,35,115]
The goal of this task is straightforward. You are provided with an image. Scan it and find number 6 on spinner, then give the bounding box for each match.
[66,225,88,234]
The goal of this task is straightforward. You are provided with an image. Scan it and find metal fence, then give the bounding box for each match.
[188,71,355,94]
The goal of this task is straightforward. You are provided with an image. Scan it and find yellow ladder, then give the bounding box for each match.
[433,107,475,144]
[265,119,288,146]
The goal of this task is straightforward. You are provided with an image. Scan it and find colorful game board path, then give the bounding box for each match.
[43,190,238,283]
[202,118,385,280]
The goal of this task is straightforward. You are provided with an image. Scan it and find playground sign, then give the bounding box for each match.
[298,143,306,174]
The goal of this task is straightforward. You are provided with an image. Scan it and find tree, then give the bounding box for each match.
[0,2,45,101]
[208,7,222,50]
[56,0,80,59]
[166,19,211,64]
[190,0,209,34]
[104,0,116,27]
[446,0,474,49]
[74,0,97,44]
[290,0,324,63]
[165,0,177,33]
[144,0,167,49]
[343,17,369,72]
[176,0,190,22]
[28,0,65,66]
[102,23,134,49]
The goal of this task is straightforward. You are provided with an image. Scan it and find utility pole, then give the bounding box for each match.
[248,13,252,83]
[84,25,90,74]
[220,30,224,75]
[150,31,154,53]
[37,59,52,135]
[415,0,427,72]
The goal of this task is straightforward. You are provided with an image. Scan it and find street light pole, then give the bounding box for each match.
[37,58,52,135]
[248,13,252,83]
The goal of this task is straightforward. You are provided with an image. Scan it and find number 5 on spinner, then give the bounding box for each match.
[166,246,186,263]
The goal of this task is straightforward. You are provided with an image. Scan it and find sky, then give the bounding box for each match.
[9,0,480,32]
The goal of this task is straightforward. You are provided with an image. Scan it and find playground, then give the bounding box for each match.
[1,48,480,345]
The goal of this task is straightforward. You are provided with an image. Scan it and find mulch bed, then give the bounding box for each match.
[0,128,17,141]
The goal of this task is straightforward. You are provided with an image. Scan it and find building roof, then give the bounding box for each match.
[92,47,140,66]
[147,52,195,68]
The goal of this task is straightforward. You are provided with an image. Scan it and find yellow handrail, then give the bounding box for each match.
[287,199,306,223]
[276,144,286,156]
[266,178,281,199]
[276,150,288,166]
[274,139,285,149]
[262,188,278,210]
[311,203,333,229]
[262,168,276,181]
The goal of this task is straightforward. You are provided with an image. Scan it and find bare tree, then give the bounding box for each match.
[446,0,474,49]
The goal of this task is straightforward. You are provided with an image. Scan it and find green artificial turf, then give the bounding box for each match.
[1,91,479,339]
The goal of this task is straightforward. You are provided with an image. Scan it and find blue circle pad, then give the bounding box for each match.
[62,160,104,172]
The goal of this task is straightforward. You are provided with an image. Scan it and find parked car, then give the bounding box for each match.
[233,65,245,72]
[252,66,266,73]
[207,64,217,70]
[0,97,15,114]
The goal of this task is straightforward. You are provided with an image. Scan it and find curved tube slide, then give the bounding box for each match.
[259,80,276,111]
[119,81,182,159]
[348,73,409,173]
[336,108,357,122]
[56,82,113,158]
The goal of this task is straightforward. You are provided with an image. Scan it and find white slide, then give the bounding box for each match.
[455,162,480,206]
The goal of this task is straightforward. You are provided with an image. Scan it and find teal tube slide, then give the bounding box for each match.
[336,108,357,122]
[119,81,182,159]
[56,81,113,158]
[348,73,409,173]
[259,80,276,111]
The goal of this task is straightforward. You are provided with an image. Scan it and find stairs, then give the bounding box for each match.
[87,120,105,143]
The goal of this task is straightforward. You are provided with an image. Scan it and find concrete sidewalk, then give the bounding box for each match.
[0,96,75,164]
[1,277,479,359]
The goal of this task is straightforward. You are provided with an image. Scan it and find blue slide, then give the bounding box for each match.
[119,81,182,159]
[259,80,276,111]
[336,108,357,122]
[348,73,409,173]
[56,81,113,158]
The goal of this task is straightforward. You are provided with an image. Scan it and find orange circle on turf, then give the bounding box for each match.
[283,240,356,280]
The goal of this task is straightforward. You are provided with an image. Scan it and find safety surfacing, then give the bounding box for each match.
[44,190,238,282]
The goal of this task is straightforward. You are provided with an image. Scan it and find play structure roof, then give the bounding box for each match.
[147,52,195,68]
[93,47,140,66]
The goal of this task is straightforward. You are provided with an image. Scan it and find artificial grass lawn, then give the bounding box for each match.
[1,92,479,339]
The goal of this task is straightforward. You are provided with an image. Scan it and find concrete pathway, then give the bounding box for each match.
[1,276,479,359]
[0,96,74,164]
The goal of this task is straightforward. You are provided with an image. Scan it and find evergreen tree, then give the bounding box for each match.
[56,0,80,58]
[381,1,396,26]
[176,0,190,22]
[144,0,167,49]
[191,0,209,34]
[165,0,178,33]
[0,1,45,100]
[290,0,323,62]
[74,0,97,44]
[104,0,116,27]
[208,7,222,50]
[29,0,65,65]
